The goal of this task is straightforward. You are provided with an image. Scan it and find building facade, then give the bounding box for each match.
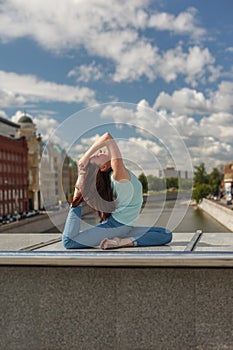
[40,142,78,209]
[223,161,233,201]
[0,116,20,138]
[0,134,29,216]
[0,114,78,213]
[17,114,43,210]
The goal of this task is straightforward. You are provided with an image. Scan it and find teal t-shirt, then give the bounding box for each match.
[110,170,143,225]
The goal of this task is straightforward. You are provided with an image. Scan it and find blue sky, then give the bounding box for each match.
[0,0,232,173]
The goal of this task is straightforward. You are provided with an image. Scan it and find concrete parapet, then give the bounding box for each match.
[0,265,232,350]
[0,230,232,349]
[198,198,233,232]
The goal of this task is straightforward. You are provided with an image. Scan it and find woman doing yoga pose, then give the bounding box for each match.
[62,132,172,249]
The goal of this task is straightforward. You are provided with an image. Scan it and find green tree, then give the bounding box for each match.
[193,163,208,186]
[166,177,178,190]
[208,168,223,195]
[192,184,212,204]
[180,178,193,191]
[147,175,165,192]
[138,173,148,193]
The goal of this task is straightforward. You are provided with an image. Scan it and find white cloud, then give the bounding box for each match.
[0,1,204,48]
[168,112,233,171]
[201,137,232,157]
[185,46,215,84]
[101,103,192,171]
[197,136,233,170]
[152,82,233,170]
[33,116,59,141]
[67,62,104,83]
[72,134,102,157]
[117,138,164,173]
[154,81,233,116]
[101,105,136,124]
[0,70,97,107]
[0,88,26,107]
[0,110,8,119]
[11,110,59,141]
[154,88,211,115]
[100,97,233,171]
[71,132,166,173]
[148,7,205,39]
[112,40,159,82]
[200,112,233,144]
[0,1,214,84]
[10,96,232,172]
[209,81,233,113]
[1,1,230,172]
[157,44,218,86]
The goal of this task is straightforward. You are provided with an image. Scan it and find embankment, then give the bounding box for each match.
[198,198,233,232]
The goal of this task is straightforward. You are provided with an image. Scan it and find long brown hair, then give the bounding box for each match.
[71,163,116,222]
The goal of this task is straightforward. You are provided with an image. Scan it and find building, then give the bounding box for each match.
[62,154,72,202]
[40,142,78,209]
[0,116,20,138]
[39,141,57,209]
[17,113,43,210]
[0,134,29,216]
[160,167,191,180]
[0,117,29,216]
[223,161,233,199]
[67,157,78,201]
[0,114,78,213]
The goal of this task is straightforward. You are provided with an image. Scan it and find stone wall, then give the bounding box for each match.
[198,198,233,232]
[0,266,232,350]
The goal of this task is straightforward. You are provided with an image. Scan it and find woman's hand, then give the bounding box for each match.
[75,169,86,192]
[78,133,112,170]
[78,156,89,170]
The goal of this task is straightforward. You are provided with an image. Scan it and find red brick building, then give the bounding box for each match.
[0,134,29,216]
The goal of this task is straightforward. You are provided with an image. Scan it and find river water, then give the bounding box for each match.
[83,198,231,233]
[144,199,231,233]
[1,196,230,234]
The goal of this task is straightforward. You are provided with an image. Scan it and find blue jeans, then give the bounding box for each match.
[62,206,172,249]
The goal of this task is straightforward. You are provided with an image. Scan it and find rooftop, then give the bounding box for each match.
[18,114,33,124]
[0,231,232,267]
[0,116,20,128]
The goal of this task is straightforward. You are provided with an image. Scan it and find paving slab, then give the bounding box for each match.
[0,234,61,251]
[0,232,195,251]
[36,232,195,251]
[195,232,233,251]
[1,232,233,253]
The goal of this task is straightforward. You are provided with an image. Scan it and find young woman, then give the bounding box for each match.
[62,132,172,249]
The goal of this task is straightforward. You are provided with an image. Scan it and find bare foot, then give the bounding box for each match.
[100,237,121,250]
[100,237,133,250]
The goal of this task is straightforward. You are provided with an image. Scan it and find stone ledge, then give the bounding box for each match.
[1,250,233,267]
[199,198,233,231]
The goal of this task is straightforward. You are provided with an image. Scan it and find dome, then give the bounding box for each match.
[18,114,33,124]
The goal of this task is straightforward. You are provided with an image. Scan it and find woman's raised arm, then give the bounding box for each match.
[79,133,130,181]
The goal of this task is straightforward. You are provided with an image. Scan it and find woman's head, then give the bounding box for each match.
[89,149,111,172]
[75,162,116,221]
